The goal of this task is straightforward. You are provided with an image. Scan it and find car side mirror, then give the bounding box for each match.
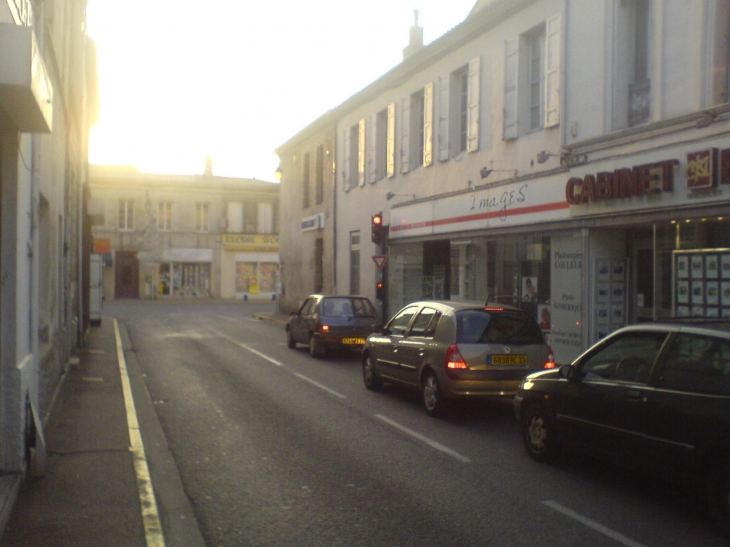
[560,364,580,382]
[371,323,385,334]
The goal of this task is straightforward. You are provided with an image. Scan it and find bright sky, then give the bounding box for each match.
[86,0,477,180]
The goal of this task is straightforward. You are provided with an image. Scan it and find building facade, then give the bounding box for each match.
[0,0,96,527]
[278,0,730,365]
[88,164,280,301]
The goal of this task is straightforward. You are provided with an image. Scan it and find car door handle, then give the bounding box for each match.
[627,389,645,402]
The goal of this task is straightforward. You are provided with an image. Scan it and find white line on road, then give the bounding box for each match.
[374,414,472,463]
[209,328,284,367]
[294,373,347,399]
[543,500,648,547]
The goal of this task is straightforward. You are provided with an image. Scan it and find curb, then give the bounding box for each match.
[252,314,288,326]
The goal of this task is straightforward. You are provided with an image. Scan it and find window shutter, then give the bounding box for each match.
[467,57,481,152]
[368,113,377,184]
[358,119,366,187]
[424,82,434,166]
[544,13,561,128]
[503,37,519,140]
[343,128,351,191]
[400,96,410,174]
[438,75,450,161]
[387,103,396,178]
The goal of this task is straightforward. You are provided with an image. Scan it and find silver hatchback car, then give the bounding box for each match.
[362,301,554,416]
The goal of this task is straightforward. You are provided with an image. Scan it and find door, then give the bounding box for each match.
[374,305,418,381]
[114,251,139,299]
[396,307,440,384]
[291,298,316,343]
[90,253,103,325]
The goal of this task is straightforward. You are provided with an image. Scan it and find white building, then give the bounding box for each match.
[0,0,96,527]
[278,0,730,364]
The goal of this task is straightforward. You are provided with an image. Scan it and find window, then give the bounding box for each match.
[409,308,440,338]
[369,104,395,182]
[344,124,360,191]
[628,0,650,126]
[350,231,360,295]
[612,1,650,129]
[388,305,418,336]
[411,89,425,169]
[119,199,133,231]
[439,58,480,160]
[314,237,323,293]
[401,84,433,174]
[302,152,311,208]
[157,202,172,231]
[579,331,667,383]
[257,202,273,233]
[659,334,730,396]
[195,202,209,232]
[315,145,324,205]
[503,15,560,140]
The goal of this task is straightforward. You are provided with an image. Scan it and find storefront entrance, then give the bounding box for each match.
[158,263,211,297]
[114,251,139,299]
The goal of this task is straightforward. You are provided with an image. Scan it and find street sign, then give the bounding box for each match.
[372,255,388,270]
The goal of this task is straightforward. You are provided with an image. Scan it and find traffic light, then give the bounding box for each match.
[371,212,384,245]
[376,281,385,300]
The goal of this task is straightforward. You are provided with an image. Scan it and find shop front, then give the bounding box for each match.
[158,248,213,297]
[220,234,280,300]
[387,138,730,364]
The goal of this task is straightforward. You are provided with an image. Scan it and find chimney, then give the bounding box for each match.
[205,155,213,176]
[402,9,423,61]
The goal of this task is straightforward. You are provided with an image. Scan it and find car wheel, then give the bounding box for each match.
[707,460,730,537]
[422,372,445,417]
[309,334,323,358]
[521,403,556,462]
[362,353,382,391]
[286,328,296,349]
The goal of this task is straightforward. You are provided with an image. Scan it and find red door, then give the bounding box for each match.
[115,251,139,299]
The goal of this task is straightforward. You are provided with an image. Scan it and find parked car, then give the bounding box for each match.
[514,320,730,536]
[362,301,553,416]
[286,295,381,357]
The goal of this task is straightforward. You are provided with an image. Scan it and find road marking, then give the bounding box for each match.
[208,328,284,367]
[114,319,166,547]
[374,414,471,463]
[543,500,647,547]
[293,373,347,399]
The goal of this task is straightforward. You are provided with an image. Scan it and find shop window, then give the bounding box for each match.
[350,231,361,295]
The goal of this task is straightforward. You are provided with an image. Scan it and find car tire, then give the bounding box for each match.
[309,334,323,358]
[521,402,556,463]
[422,372,446,417]
[707,459,730,537]
[286,328,296,349]
[362,353,382,391]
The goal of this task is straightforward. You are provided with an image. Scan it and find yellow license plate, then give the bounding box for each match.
[342,338,366,345]
[488,355,527,365]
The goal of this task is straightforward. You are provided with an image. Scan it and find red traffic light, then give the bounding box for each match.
[371,213,384,244]
[372,214,383,225]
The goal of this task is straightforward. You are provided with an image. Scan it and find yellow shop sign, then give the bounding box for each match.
[222,234,280,252]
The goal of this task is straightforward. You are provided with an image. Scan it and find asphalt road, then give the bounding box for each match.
[107,300,727,547]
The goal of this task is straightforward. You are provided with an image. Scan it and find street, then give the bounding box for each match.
[108,300,726,547]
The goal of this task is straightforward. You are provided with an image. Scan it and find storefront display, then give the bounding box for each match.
[673,249,730,318]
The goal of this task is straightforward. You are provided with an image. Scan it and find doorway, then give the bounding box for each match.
[114,251,139,299]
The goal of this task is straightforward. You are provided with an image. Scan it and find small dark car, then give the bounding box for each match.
[286,295,380,357]
[362,301,553,416]
[514,321,730,536]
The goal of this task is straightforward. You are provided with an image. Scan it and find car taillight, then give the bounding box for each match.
[445,344,469,370]
[543,347,556,369]
[319,325,330,333]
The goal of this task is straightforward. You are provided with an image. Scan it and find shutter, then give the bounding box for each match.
[358,119,366,187]
[387,103,396,178]
[368,113,377,184]
[343,128,351,191]
[503,37,519,140]
[424,82,434,166]
[467,57,481,152]
[438,75,450,161]
[544,13,561,128]
[400,96,410,174]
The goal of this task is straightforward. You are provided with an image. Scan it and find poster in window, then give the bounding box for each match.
[676,255,689,279]
[691,281,705,304]
[611,282,625,303]
[706,281,719,305]
[611,305,624,323]
[706,307,719,318]
[677,280,690,304]
[611,260,625,281]
[597,306,610,324]
[723,307,730,318]
[721,281,730,306]
[597,259,611,282]
[706,255,719,278]
[692,306,705,317]
[522,276,538,302]
[597,282,610,303]
[722,254,730,279]
[677,305,690,317]
[691,255,704,278]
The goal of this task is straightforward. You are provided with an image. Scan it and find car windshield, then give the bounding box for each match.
[456,309,543,344]
[321,297,377,318]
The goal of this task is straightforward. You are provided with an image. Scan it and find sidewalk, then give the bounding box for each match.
[1,317,204,547]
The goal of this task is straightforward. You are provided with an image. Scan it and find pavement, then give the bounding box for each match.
[0,316,206,547]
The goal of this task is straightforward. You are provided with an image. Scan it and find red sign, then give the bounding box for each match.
[93,238,111,253]
[372,255,388,270]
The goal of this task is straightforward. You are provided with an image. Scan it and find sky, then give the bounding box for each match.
[86,0,477,181]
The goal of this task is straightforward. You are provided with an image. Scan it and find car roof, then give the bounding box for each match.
[614,320,730,338]
[403,300,523,313]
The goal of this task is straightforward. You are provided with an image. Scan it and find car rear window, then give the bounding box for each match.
[321,297,377,317]
[456,309,543,345]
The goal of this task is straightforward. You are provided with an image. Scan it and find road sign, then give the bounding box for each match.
[372,255,388,270]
